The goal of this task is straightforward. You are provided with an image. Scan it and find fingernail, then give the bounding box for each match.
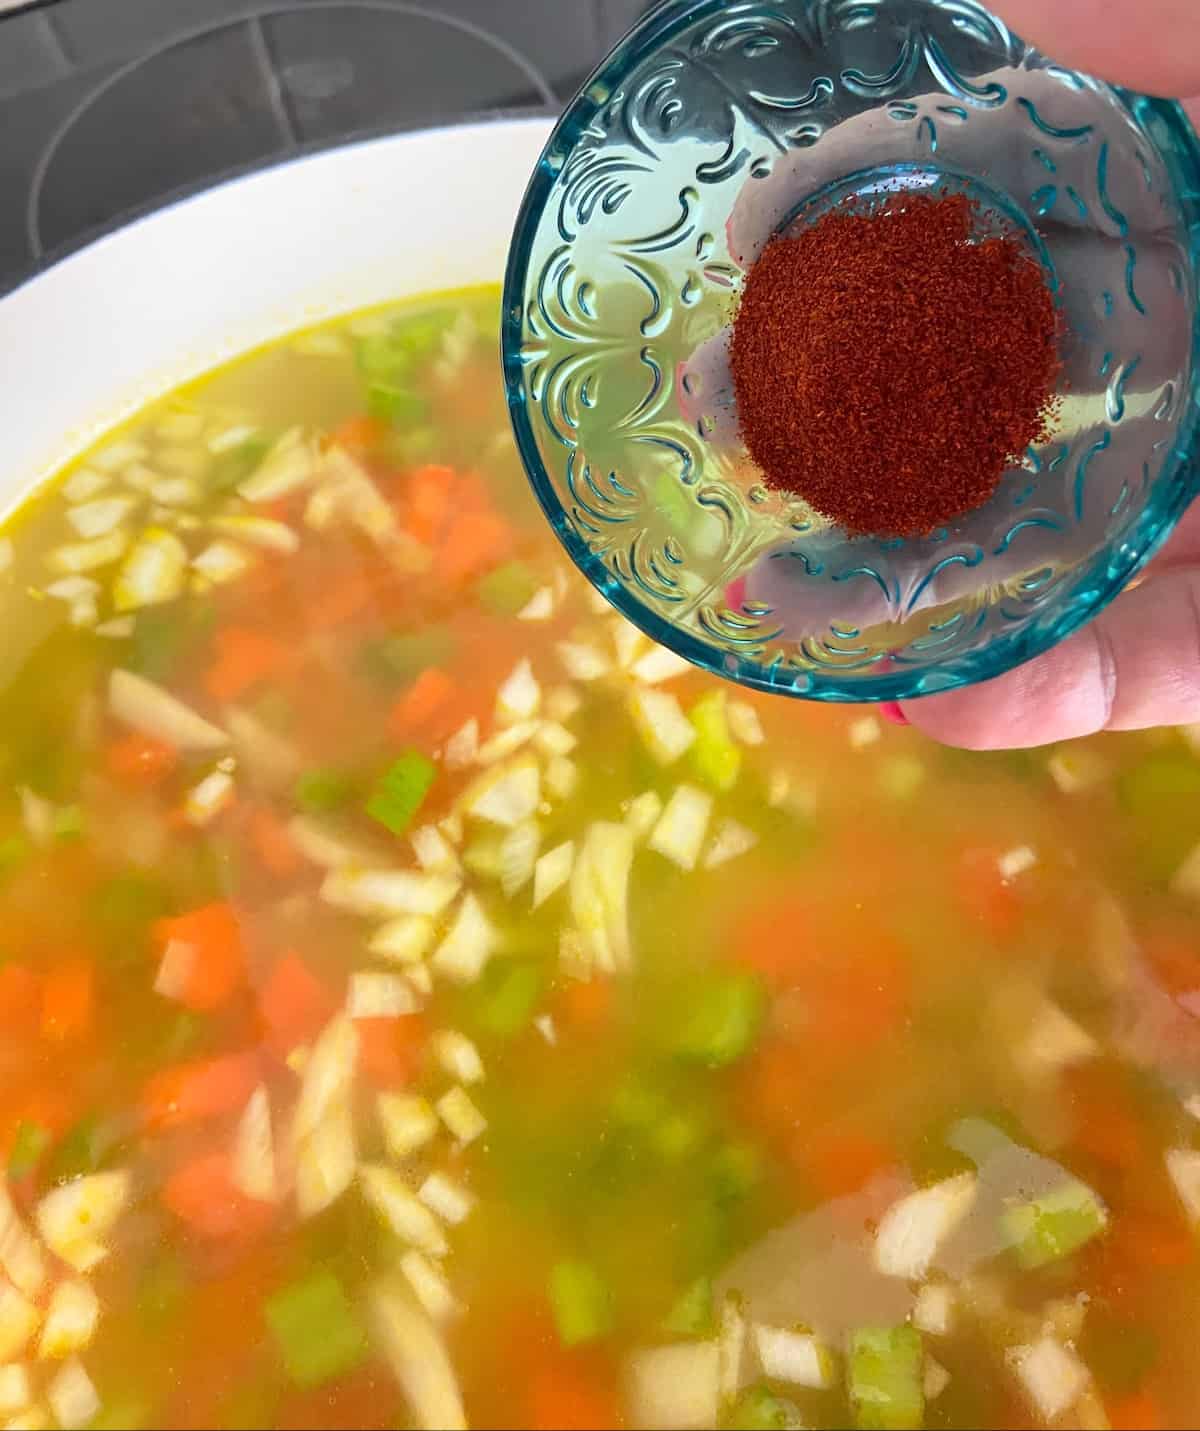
[880,700,909,726]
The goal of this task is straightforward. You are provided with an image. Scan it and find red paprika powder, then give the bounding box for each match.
[729,192,1062,538]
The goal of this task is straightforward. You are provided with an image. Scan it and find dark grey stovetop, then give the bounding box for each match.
[0,0,653,293]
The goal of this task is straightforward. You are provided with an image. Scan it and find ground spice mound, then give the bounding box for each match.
[729,193,1062,538]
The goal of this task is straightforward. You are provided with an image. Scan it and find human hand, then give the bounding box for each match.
[899,0,1200,747]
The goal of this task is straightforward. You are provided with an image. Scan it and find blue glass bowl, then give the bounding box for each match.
[502,0,1200,702]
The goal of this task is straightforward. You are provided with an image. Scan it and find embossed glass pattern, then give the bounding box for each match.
[503,0,1200,701]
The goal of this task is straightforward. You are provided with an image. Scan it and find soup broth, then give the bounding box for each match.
[0,287,1198,1430]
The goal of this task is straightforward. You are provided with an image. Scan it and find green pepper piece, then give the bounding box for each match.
[364,751,436,836]
[848,1326,924,1431]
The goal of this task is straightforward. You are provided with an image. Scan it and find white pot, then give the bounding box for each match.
[0,117,553,516]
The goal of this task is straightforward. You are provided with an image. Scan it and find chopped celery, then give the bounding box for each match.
[7,1120,50,1179]
[358,629,454,687]
[473,961,543,1038]
[478,561,539,616]
[356,310,454,384]
[690,691,742,793]
[211,433,272,493]
[294,767,356,813]
[365,752,437,836]
[356,332,413,383]
[726,1384,804,1430]
[651,1107,709,1162]
[549,1258,613,1346]
[130,604,215,681]
[366,382,429,426]
[710,1140,763,1204]
[663,1274,714,1336]
[1001,1180,1107,1268]
[49,1113,120,1183]
[674,970,765,1068]
[848,1326,924,1431]
[266,1268,368,1388]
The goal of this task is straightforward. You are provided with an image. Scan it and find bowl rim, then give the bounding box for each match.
[501,0,1200,703]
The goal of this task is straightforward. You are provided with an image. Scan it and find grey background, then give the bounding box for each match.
[0,0,654,292]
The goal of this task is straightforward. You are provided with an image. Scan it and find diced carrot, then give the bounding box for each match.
[203,627,292,704]
[1064,1065,1143,1171]
[557,977,612,1034]
[1109,1393,1163,1431]
[306,571,375,633]
[1111,1210,1194,1271]
[388,667,456,740]
[328,414,386,457]
[154,902,246,1012]
[41,958,94,1042]
[259,953,337,1060]
[403,464,456,545]
[529,1351,622,1431]
[162,1151,274,1241]
[142,1051,261,1130]
[804,1129,898,1202]
[436,510,513,587]
[733,897,814,989]
[354,1015,426,1087]
[106,732,178,785]
[248,807,302,879]
[0,965,41,1029]
[1143,926,1200,1003]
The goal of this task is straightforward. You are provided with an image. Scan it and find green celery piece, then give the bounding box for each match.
[849,1326,924,1431]
[211,434,272,493]
[8,1120,50,1179]
[690,691,742,792]
[366,382,429,427]
[1001,1180,1107,1269]
[364,751,437,836]
[474,962,543,1038]
[711,1140,763,1204]
[651,1108,709,1162]
[727,1384,804,1431]
[675,970,765,1068]
[355,332,414,384]
[294,768,356,813]
[1117,751,1200,881]
[663,1274,714,1337]
[130,604,216,681]
[358,629,454,687]
[266,1269,368,1388]
[49,1113,120,1183]
[477,561,539,616]
[549,1259,613,1347]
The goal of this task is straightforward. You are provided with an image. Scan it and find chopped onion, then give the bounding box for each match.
[417,1172,475,1226]
[156,411,205,441]
[191,540,252,585]
[499,821,540,897]
[158,446,207,478]
[1166,1147,1200,1223]
[556,641,611,682]
[0,1284,38,1364]
[183,769,235,826]
[65,496,136,540]
[238,428,315,501]
[704,818,758,869]
[912,1281,955,1336]
[474,721,539,766]
[61,469,109,503]
[46,1357,98,1431]
[293,332,346,357]
[120,462,158,494]
[848,715,881,749]
[533,841,575,909]
[1007,1337,1090,1421]
[546,685,582,723]
[629,645,691,686]
[321,868,461,919]
[463,754,539,828]
[517,587,555,621]
[1047,749,1109,794]
[208,422,258,454]
[94,617,134,639]
[534,1013,557,1045]
[443,720,479,771]
[767,768,817,818]
[322,446,400,546]
[718,1294,747,1403]
[18,788,55,848]
[225,707,301,790]
[378,1093,439,1160]
[293,1014,358,1143]
[211,514,299,553]
[411,826,459,874]
[35,1172,130,1275]
[287,816,378,870]
[232,1085,277,1204]
[372,1279,467,1431]
[90,438,146,473]
[0,1189,45,1299]
[400,1250,460,1324]
[432,1031,484,1085]
[44,577,100,605]
[1171,842,1200,900]
[430,894,495,984]
[369,915,436,965]
[628,687,695,766]
[925,1357,951,1401]
[436,1087,486,1146]
[154,938,195,1001]
[570,823,633,974]
[48,530,128,575]
[348,971,420,1018]
[360,1166,447,1256]
[727,700,765,746]
[626,1342,720,1431]
[611,618,649,670]
[649,785,713,872]
[998,845,1037,881]
[623,790,663,842]
[752,1325,835,1389]
[113,527,187,610]
[109,669,227,751]
[0,1366,30,1416]
[544,755,578,802]
[873,1173,977,1280]
[1018,999,1098,1075]
[533,721,576,758]
[496,659,541,724]
[294,1101,356,1219]
[37,1281,99,1360]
